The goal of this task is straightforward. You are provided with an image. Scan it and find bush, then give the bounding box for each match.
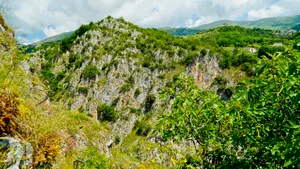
[258,45,285,58]
[80,147,111,169]
[241,62,256,76]
[145,94,156,113]
[134,120,151,136]
[119,83,131,93]
[212,76,228,86]
[97,103,118,122]
[142,56,151,68]
[61,22,95,52]
[127,75,135,85]
[134,88,141,98]
[78,87,89,95]
[217,87,234,101]
[130,107,141,115]
[82,65,99,80]
[111,97,119,107]
[115,135,120,145]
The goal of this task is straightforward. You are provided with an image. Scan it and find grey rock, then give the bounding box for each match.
[0,137,33,169]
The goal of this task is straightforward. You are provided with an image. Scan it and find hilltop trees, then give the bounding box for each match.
[197,26,283,47]
[61,22,96,52]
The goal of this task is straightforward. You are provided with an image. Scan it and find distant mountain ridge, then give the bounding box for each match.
[161,15,300,36]
[29,15,300,46]
[31,31,74,46]
[25,31,73,52]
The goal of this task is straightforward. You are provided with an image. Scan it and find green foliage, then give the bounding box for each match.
[120,76,135,93]
[115,135,121,145]
[97,103,118,122]
[78,86,89,95]
[80,147,111,169]
[82,65,99,80]
[219,48,257,70]
[68,54,84,69]
[127,75,135,85]
[144,94,156,113]
[111,97,119,107]
[119,83,131,93]
[197,26,284,47]
[293,33,300,50]
[40,70,65,99]
[134,120,151,136]
[158,50,300,168]
[241,62,256,76]
[61,22,96,52]
[0,152,5,168]
[258,45,285,58]
[162,27,202,36]
[134,88,141,98]
[212,76,228,86]
[217,86,234,101]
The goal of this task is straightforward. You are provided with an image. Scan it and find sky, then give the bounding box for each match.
[3,0,300,44]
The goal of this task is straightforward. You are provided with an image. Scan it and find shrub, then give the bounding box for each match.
[145,94,156,113]
[258,45,285,58]
[158,73,165,79]
[111,97,119,107]
[61,22,95,52]
[97,103,118,122]
[127,75,135,85]
[212,76,228,86]
[217,87,234,101]
[134,88,141,98]
[86,33,91,39]
[241,62,256,76]
[41,70,55,82]
[134,120,151,136]
[82,65,99,80]
[78,87,89,95]
[142,57,151,68]
[80,147,111,169]
[130,107,141,115]
[115,135,120,145]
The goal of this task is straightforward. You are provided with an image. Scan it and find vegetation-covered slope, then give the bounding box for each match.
[159,45,300,168]
[162,15,300,36]
[1,13,299,168]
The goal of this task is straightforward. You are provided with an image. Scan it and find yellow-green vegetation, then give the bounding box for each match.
[0,15,112,169]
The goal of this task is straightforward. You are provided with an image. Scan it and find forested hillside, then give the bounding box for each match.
[162,15,300,36]
[1,13,299,168]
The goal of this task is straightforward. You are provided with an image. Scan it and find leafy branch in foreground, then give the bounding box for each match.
[158,50,300,168]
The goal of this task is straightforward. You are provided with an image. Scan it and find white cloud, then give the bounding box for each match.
[185,16,217,28]
[16,36,41,45]
[43,26,69,37]
[5,0,300,43]
[247,5,286,20]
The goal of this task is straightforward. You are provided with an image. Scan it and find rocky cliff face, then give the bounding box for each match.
[32,17,231,115]
[27,16,241,167]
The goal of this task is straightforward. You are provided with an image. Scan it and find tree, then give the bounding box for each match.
[158,50,300,168]
[97,103,118,122]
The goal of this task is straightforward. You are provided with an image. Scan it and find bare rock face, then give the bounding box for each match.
[0,137,33,169]
[191,53,221,89]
